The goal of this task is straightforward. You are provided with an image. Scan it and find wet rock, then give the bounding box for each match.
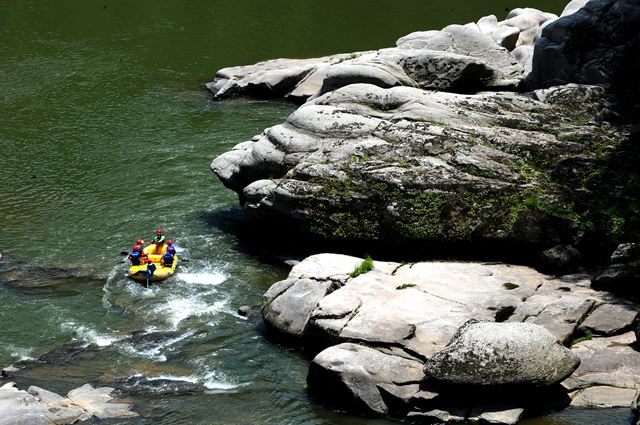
[423,320,580,387]
[307,343,424,415]
[577,303,638,336]
[36,340,94,364]
[2,365,20,378]
[539,244,582,275]
[110,374,199,395]
[0,381,136,425]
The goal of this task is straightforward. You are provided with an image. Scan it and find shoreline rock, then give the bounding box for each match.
[261,254,640,422]
[0,382,137,425]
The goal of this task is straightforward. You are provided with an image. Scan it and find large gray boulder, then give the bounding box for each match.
[212,82,630,246]
[423,320,580,387]
[307,343,424,415]
[530,0,640,116]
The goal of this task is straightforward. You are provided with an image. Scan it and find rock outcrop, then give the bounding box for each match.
[0,382,137,425]
[212,82,634,248]
[206,7,572,103]
[530,0,640,100]
[261,254,639,421]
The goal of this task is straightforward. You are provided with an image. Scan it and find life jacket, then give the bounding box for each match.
[129,251,141,265]
[162,252,174,266]
[147,263,157,276]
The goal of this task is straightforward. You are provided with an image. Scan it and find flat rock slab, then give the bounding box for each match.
[564,332,640,391]
[578,303,638,336]
[571,385,637,408]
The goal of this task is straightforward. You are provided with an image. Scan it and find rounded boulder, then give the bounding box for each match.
[424,320,580,387]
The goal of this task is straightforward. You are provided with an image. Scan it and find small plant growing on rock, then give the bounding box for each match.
[571,330,593,346]
[350,256,374,278]
[396,283,416,290]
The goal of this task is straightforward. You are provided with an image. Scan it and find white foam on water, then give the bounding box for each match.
[177,270,226,286]
[146,374,199,383]
[156,298,228,329]
[61,321,121,347]
[5,344,35,362]
[202,370,244,393]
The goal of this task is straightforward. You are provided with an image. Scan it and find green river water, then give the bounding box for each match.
[0,1,633,424]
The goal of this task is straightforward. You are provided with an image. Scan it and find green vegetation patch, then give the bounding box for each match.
[571,331,593,346]
[350,256,374,278]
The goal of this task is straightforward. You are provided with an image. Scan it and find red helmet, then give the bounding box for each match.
[155,228,163,235]
[136,239,144,245]
[133,245,139,252]
[146,258,153,263]
[167,240,173,245]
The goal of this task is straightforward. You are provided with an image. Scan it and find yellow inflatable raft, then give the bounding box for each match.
[128,243,179,284]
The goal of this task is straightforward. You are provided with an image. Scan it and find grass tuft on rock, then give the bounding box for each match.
[350,256,374,278]
[571,331,593,346]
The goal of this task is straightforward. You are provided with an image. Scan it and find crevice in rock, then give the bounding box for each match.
[494,305,517,322]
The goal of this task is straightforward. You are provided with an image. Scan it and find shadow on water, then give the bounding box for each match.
[200,207,561,267]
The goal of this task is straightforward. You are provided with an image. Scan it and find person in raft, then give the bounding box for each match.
[146,258,156,278]
[153,228,166,246]
[161,244,175,267]
[128,245,142,265]
[137,239,148,263]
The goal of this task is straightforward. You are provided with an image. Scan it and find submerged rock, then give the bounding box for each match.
[423,320,580,387]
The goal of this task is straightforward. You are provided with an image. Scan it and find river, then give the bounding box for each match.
[0,0,633,423]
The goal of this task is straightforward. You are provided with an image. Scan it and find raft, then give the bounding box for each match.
[128,243,179,284]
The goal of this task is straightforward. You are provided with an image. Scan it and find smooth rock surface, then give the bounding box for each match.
[565,332,640,391]
[577,303,638,336]
[423,320,580,387]
[570,385,637,408]
[307,343,424,414]
[0,382,136,425]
